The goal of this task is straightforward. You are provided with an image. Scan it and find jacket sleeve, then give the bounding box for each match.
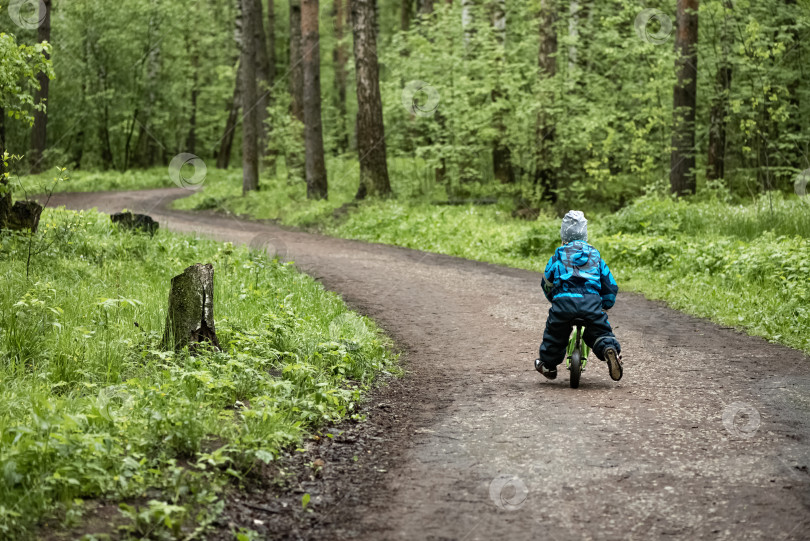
[541,254,556,302]
[598,258,619,309]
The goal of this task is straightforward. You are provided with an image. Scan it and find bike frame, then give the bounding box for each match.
[565,325,590,370]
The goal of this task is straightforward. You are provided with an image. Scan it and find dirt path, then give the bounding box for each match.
[46,189,810,540]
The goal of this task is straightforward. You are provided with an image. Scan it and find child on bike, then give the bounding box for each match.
[534,210,623,381]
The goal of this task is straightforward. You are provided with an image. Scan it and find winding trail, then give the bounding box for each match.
[46,189,810,540]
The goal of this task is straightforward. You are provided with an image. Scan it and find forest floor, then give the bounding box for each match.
[45,188,810,540]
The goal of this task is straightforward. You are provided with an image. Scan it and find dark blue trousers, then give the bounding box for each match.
[539,294,620,368]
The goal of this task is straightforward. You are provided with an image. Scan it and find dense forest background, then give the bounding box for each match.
[2,0,809,210]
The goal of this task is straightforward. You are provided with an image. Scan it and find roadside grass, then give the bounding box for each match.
[16,167,179,194]
[0,209,396,537]
[172,161,810,355]
[326,195,810,353]
[16,161,810,353]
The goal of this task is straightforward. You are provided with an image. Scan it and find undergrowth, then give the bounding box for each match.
[0,209,396,537]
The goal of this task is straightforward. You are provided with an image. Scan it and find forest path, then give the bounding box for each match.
[46,189,810,540]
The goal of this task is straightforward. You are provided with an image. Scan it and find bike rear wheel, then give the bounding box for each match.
[569,350,582,388]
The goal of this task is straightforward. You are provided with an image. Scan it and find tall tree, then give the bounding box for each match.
[251,0,271,156]
[217,64,241,169]
[535,0,557,200]
[1,106,8,228]
[706,2,732,182]
[333,0,349,153]
[352,0,392,198]
[490,0,513,184]
[241,0,260,193]
[301,0,328,199]
[401,0,413,31]
[29,0,52,173]
[287,0,306,182]
[267,0,276,88]
[670,0,699,196]
[265,0,278,169]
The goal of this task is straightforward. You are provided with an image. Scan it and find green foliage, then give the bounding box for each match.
[325,194,810,353]
[0,18,53,125]
[0,209,395,536]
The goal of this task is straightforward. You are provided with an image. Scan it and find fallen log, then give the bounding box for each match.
[161,263,220,351]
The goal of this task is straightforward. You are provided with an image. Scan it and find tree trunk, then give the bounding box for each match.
[186,54,199,155]
[567,0,578,72]
[241,0,261,193]
[0,107,10,229]
[401,0,413,30]
[535,0,557,201]
[268,0,276,84]
[288,0,306,182]
[302,0,329,199]
[252,0,271,155]
[161,263,221,352]
[669,0,699,196]
[217,64,242,169]
[352,0,392,199]
[265,0,278,171]
[707,59,731,181]
[29,0,52,173]
[334,0,349,153]
[490,0,513,184]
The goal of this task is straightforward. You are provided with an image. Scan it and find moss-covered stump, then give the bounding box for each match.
[161,263,221,351]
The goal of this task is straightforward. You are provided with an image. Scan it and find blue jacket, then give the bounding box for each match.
[541,241,618,309]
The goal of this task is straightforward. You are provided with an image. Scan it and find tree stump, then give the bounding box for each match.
[111,212,159,235]
[161,263,221,351]
[6,200,44,232]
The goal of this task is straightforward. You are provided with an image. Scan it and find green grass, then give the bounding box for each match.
[15,166,179,194]
[170,159,810,355]
[0,208,396,537]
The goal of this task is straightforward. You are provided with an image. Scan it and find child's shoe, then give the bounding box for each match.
[535,359,557,380]
[604,348,622,381]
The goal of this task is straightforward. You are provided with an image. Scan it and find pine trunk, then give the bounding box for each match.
[241,0,261,193]
[669,0,699,196]
[301,0,329,199]
[29,0,52,173]
[352,0,392,198]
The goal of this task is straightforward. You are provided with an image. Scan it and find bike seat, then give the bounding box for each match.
[570,318,587,327]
